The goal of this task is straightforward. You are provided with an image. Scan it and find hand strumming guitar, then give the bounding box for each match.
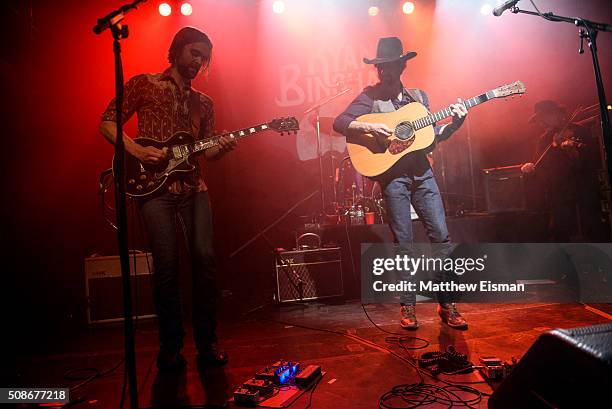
[133,145,169,164]
[347,121,393,151]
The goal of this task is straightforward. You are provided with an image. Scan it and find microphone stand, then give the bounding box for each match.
[93,1,147,408]
[506,5,612,237]
[303,88,351,217]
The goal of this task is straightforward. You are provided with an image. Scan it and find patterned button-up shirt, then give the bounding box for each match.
[102,68,214,193]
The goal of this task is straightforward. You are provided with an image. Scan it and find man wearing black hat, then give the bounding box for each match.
[333,37,469,330]
[99,27,234,371]
[521,100,604,241]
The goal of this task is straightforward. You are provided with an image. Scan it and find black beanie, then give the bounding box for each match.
[168,26,212,64]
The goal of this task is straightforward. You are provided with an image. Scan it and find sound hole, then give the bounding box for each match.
[395,121,415,141]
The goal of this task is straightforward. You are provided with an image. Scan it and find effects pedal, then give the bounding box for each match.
[295,365,322,389]
[479,357,504,380]
[243,378,275,399]
[255,360,300,384]
[233,388,259,407]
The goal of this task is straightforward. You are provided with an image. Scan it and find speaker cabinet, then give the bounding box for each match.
[488,323,612,409]
[85,252,156,324]
[483,165,526,213]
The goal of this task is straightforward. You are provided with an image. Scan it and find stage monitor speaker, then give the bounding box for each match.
[85,252,156,324]
[483,165,526,213]
[488,323,612,409]
[275,247,343,303]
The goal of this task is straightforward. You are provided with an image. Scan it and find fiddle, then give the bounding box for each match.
[551,127,585,149]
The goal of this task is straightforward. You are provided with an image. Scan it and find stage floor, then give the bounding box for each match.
[16,301,611,408]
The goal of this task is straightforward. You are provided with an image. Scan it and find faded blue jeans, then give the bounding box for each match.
[383,169,453,305]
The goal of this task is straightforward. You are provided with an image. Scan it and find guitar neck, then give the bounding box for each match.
[189,123,270,153]
[413,90,495,131]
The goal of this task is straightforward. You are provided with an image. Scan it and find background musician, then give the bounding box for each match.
[521,100,606,241]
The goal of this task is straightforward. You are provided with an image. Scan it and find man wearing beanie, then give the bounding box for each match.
[99,27,234,372]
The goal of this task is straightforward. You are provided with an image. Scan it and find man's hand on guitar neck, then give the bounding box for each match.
[205,133,237,160]
[450,98,468,123]
[439,98,468,141]
[218,134,238,152]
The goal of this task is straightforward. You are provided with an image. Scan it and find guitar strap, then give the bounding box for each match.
[406,88,425,105]
[189,89,202,139]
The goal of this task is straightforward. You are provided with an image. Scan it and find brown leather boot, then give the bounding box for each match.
[438,303,468,329]
[400,304,418,330]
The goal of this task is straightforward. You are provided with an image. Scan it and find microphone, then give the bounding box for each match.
[93,12,124,34]
[493,0,520,17]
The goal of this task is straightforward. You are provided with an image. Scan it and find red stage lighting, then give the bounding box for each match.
[272,1,285,14]
[368,6,379,16]
[180,3,193,16]
[402,2,415,14]
[159,3,172,17]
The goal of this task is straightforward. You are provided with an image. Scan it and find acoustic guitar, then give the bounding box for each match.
[346,81,526,177]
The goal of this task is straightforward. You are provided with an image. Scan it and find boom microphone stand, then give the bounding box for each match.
[93,1,147,408]
[303,88,351,215]
[501,3,612,236]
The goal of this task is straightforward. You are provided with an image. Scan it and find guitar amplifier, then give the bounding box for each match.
[483,165,526,213]
[85,252,156,324]
[275,247,343,303]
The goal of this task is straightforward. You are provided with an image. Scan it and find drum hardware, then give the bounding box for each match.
[295,232,322,250]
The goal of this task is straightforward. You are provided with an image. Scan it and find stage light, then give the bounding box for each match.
[368,6,379,16]
[180,3,192,16]
[481,4,494,16]
[402,2,415,15]
[272,1,285,14]
[159,3,171,17]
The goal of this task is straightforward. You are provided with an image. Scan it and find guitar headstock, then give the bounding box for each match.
[492,81,526,98]
[268,117,299,135]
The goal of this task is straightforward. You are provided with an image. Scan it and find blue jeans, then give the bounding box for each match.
[139,190,218,353]
[383,170,453,304]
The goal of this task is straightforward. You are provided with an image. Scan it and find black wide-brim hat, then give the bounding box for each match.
[528,100,567,124]
[363,37,417,65]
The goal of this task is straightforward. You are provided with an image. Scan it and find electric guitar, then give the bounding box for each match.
[346,81,526,177]
[115,117,299,197]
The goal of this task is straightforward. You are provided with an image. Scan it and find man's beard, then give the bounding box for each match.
[177,62,200,80]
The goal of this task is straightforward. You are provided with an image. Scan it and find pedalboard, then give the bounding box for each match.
[233,360,322,407]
